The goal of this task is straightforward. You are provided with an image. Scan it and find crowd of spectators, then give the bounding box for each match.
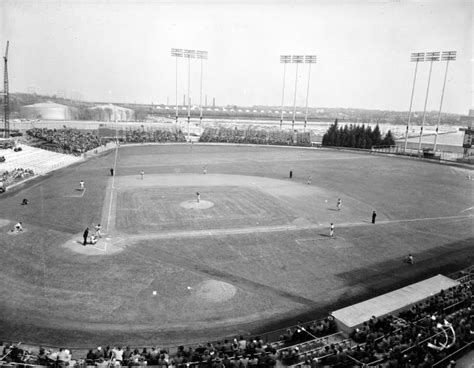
[199,127,311,147]
[27,128,102,156]
[279,318,337,346]
[277,280,472,367]
[1,281,471,368]
[1,336,279,368]
[120,128,186,144]
[0,168,34,191]
[342,280,473,367]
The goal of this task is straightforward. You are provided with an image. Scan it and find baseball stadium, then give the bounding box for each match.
[1,1,473,366]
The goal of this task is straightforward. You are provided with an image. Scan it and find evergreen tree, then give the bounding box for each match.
[322,119,338,146]
[342,125,350,147]
[372,124,382,146]
[336,126,343,146]
[381,130,395,146]
[365,126,373,149]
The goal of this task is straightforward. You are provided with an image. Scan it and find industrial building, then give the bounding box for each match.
[20,102,77,120]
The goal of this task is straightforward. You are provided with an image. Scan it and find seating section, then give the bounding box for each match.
[199,126,311,146]
[0,168,34,189]
[120,127,187,143]
[0,144,81,177]
[27,128,103,155]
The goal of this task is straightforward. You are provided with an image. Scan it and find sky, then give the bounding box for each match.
[1,0,472,114]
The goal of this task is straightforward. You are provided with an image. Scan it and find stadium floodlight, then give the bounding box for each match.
[291,55,304,131]
[433,51,456,151]
[196,50,208,135]
[279,55,316,132]
[404,52,425,152]
[196,50,208,60]
[303,55,317,132]
[171,49,184,123]
[417,51,440,155]
[279,55,292,130]
[183,49,197,59]
[172,48,207,140]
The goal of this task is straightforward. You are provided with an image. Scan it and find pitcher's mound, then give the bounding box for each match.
[194,280,237,302]
[180,200,214,209]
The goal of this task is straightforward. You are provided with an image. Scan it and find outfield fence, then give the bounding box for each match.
[371,145,471,163]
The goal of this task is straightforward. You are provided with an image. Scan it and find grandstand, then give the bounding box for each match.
[0,144,81,176]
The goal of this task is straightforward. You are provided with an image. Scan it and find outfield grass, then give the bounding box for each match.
[0,144,472,348]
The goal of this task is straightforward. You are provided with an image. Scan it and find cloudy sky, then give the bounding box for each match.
[1,0,472,114]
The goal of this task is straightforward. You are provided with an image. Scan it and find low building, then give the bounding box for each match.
[88,104,134,122]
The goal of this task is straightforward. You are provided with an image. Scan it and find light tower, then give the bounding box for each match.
[183,49,196,141]
[171,48,208,141]
[171,48,183,123]
[291,55,304,132]
[196,50,208,135]
[2,41,9,138]
[404,52,425,152]
[303,55,317,133]
[279,55,291,130]
[433,51,456,151]
[417,51,440,155]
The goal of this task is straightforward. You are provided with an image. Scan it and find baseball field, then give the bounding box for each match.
[0,143,472,348]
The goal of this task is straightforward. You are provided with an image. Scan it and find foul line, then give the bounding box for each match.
[115,214,473,243]
[105,143,119,238]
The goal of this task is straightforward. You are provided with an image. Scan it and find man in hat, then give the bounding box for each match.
[83,227,89,245]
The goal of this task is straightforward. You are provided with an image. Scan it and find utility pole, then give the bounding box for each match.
[3,41,9,138]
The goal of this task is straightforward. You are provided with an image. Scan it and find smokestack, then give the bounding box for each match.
[183,94,186,106]
[205,95,208,107]
[213,97,215,107]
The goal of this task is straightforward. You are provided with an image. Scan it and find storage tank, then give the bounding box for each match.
[88,104,134,121]
[20,102,75,120]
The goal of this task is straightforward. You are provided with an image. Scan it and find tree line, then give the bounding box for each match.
[322,120,395,149]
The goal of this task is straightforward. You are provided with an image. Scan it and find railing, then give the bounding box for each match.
[432,341,473,367]
[277,332,346,354]
[371,145,469,163]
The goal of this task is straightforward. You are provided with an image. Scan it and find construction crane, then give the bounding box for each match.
[2,41,9,138]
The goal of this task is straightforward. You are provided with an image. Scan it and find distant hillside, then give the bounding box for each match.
[2,92,464,126]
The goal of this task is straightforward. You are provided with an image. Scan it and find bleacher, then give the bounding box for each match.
[0,144,81,177]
